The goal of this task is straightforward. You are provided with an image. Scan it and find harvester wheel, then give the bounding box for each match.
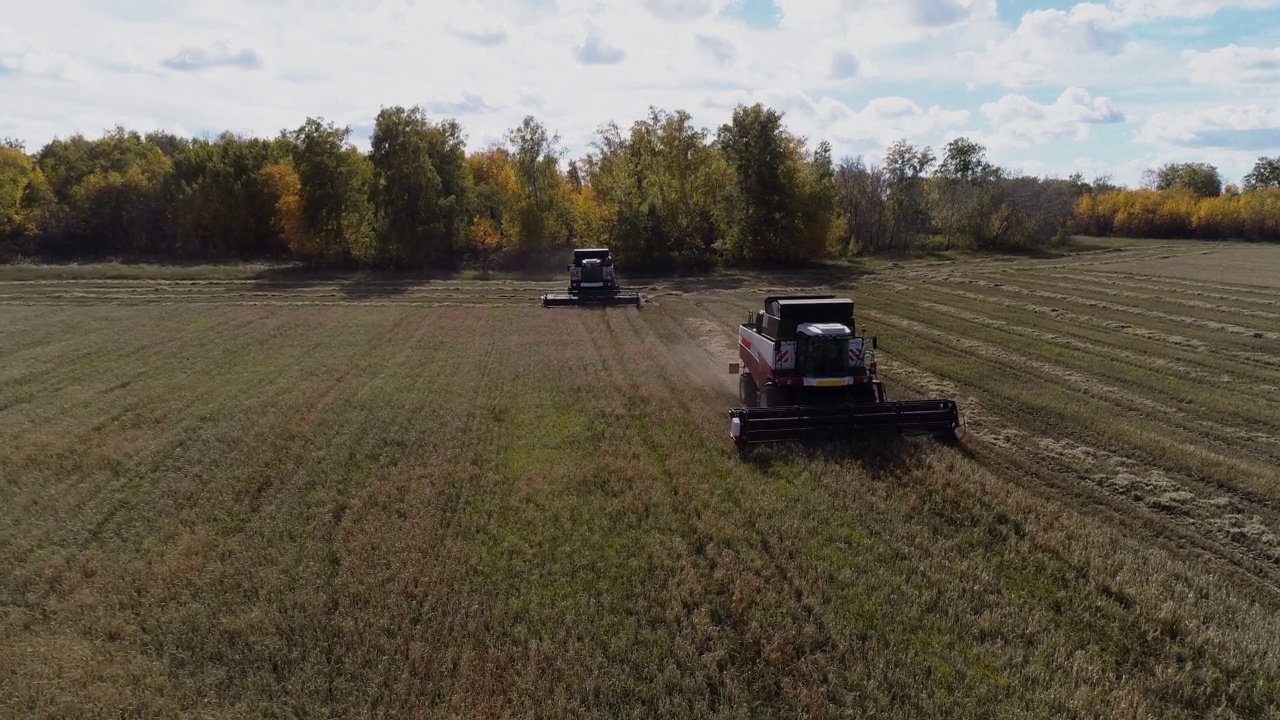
[759,383,786,408]
[933,427,962,445]
[739,373,758,407]
[850,383,878,404]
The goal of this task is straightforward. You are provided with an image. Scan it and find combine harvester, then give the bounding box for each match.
[540,247,644,308]
[728,295,963,453]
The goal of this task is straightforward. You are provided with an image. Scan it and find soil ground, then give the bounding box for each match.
[4,238,1280,717]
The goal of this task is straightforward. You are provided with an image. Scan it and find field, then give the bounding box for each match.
[4,238,1280,718]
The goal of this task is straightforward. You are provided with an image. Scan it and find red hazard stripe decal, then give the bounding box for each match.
[741,338,752,350]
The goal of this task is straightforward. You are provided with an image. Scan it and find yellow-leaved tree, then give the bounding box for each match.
[468,216,502,276]
[563,182,611,248]
[0,146,51,239]
[256,162,313,260]
[467,147,522,266]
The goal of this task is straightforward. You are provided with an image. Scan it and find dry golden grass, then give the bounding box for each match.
[4,239,1280,717]
[1092,244,1280,288]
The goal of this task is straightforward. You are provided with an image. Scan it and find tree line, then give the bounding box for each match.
[2,103,1278,273]
[1069,160,1280,241]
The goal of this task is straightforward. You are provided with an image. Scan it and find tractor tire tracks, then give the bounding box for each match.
[879,352,1280,598]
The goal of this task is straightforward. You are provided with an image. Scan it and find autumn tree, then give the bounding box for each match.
[714,103,825,265]
[831,155,889,256]
[882,139,936,252]
[932,136,1003,249]
[423,117,471,266]
[1243,156,1280,191]
[369,105,470,268]
[255,161,310,257]
[985,175,1079,249]
[581,107,734,271]
[164,133,294,258]
[0,146,53,242]
[284,118,376,264]
[792,139,838,259]
[1147,161,1222,198]
[9,102,1280,267]
[31,128,172,255]
[505,115,568,256]
[466,146,523,268]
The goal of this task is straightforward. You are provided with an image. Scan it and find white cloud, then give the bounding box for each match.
[980,87,1124,147]
[824,97,973,152]
[574,25,625,64]
[961,4,1129,87]
[636,0,730,21]
[691,89,969,159]
[959,1,1280,90]
[1137,103,1280,150]
[790,41,872,84]
[828,50,861,80]
[0,24,83,80]
[1186,45,1280,87]
[445,3,515,46]
[2,0,1279,187]
[1111,0,1280,22]
[693,34,739,65]
[160,41,262,72]
[773,0,998,45]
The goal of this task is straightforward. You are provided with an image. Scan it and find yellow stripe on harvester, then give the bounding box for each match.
[814,378,846,387]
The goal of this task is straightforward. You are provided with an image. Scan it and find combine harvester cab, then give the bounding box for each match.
[541,247,644,308]
[727,295,963,453]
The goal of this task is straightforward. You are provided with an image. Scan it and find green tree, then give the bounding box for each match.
[164,133,294,258]
[832,154,890,256]
[285,118,375,264]
[714,103,816,265]
[794,139,838,259]
[0,147,47,238]
[505,115,568,255]
[1242,156,1280,191]
[883,139,935,252]
[932,136,1001,249]
[369,105,462,268]
[256,161,310,257]
[580,107,735,271]
[466,146,523,267]
[32,128,173,255]
[1150,161,1222,198]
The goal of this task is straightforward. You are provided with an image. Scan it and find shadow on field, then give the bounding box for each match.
[643,265,876,294]
[247,266,446,299]
[738,433,965,473]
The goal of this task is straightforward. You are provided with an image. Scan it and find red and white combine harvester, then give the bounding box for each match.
[728,295,963,453]
[540,248,644,308]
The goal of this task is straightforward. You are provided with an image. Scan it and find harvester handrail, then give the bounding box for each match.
[762,294,837,309]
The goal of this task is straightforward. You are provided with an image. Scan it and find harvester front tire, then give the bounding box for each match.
[759,384,786,408]
[739,373,758,407]
[933,428,962,446]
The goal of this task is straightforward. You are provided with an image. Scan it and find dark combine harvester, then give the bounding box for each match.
[728,294,963,453]
[541,248,644,308]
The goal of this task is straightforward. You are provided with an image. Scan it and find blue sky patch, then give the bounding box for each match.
[723,0,781,29]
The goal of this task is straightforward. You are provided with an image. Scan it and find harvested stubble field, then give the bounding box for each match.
[4,238,1280,718]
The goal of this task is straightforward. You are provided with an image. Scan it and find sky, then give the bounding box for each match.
[2,0,1279,187]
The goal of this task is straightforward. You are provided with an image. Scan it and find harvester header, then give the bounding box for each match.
[541,247,644,308]
[728,294,962,452]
